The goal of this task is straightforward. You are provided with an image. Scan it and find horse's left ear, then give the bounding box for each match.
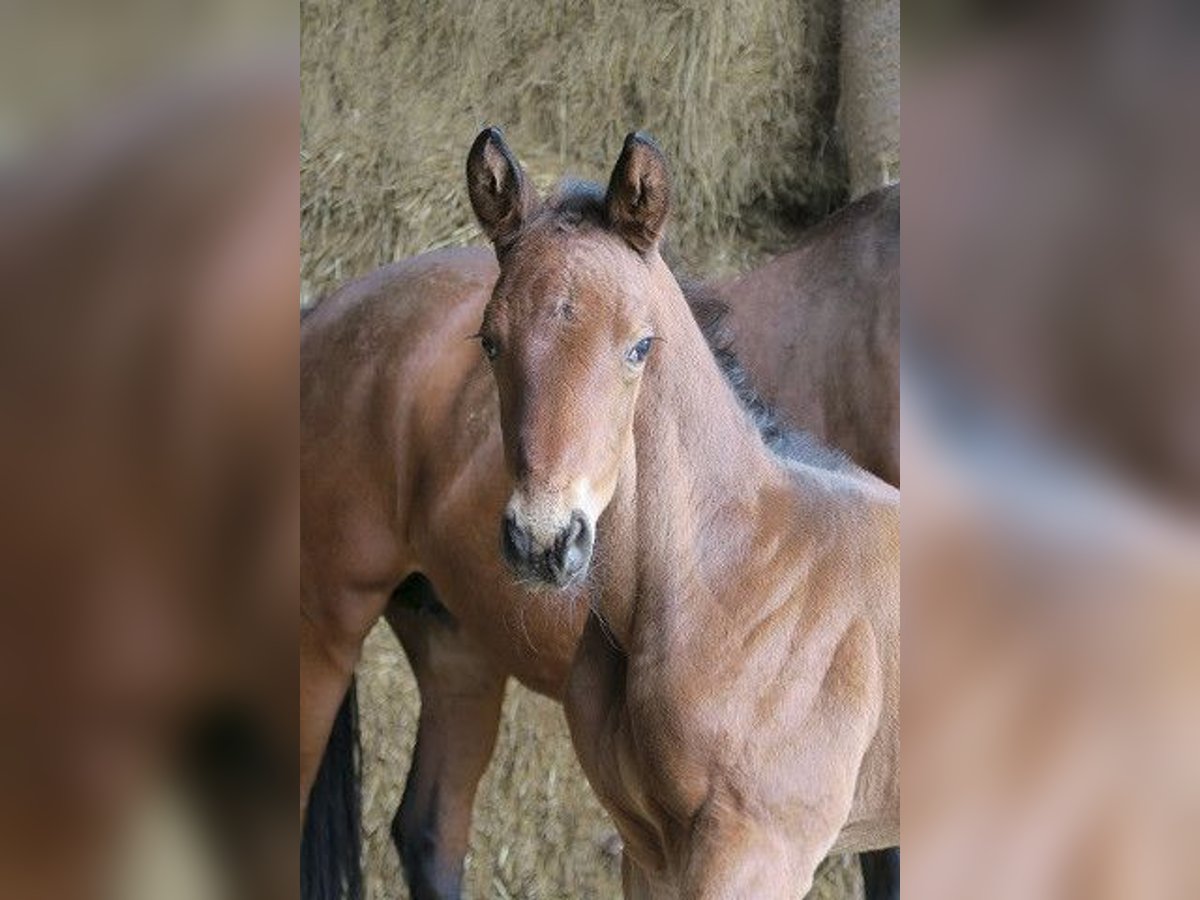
[605,132,671,256]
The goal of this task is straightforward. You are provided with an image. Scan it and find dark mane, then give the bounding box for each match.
[543,178,609,227]
[677,277,853,473]
[541,177,853,473]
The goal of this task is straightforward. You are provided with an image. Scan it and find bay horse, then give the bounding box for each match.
[476,129,898,896]
[300,132,899,899]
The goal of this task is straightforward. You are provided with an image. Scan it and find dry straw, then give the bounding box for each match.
[840,0,900,197]
[301,0,847,303]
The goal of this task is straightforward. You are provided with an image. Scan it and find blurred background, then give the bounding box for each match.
[0,4,297,900]
[301,0,898,897]
[904,2,1200,898]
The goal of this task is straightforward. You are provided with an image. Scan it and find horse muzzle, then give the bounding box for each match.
[500,508,593,588]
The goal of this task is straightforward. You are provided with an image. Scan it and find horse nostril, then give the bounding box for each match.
[502,514,528,563]
[570,512,589,546]
[559,511,593,578]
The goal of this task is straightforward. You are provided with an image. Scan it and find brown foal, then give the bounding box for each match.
[299,129,899,899]
[467,130,899,897]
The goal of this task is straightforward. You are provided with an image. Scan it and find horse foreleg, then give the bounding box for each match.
[385,583,507,900]
[621,853,676,900]
[680,812,801,900]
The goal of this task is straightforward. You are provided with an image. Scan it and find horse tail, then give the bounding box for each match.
[301,678,363,900]
[860,847,900,900]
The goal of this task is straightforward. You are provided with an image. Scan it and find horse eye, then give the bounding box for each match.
[626,336,654,365]
[480,335,499,360]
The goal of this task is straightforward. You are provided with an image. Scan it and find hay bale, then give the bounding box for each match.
[301,0,847,302]
[838,0,900,196]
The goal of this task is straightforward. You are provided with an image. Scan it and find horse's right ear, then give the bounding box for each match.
[466,127,536,256]
[605,132,671,256]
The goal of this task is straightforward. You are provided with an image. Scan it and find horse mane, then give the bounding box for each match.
[675,276,852,473]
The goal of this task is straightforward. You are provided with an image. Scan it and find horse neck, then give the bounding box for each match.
[594,260,795,645]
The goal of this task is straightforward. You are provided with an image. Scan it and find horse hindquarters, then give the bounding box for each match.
[385,576,508,900]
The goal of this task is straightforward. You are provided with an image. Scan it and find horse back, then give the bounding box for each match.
[300,247,500,588]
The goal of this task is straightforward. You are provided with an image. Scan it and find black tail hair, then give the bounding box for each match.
[301,678,363,900]
[860,847,900,900]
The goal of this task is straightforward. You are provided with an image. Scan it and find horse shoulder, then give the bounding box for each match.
[302,248,502,591]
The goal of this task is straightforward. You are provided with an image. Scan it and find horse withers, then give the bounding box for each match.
[469,129,899,897]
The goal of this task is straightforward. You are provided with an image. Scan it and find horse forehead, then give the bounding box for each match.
[503,230,643,311]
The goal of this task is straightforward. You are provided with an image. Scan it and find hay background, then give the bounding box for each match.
[303,1,895,896]
[300,0,851,305]
[839,0,900,196]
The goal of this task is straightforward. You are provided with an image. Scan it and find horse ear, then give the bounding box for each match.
[605,132,671,256]
[466,127,537,256]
